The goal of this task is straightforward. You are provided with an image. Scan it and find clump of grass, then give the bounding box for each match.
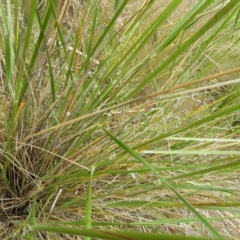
[1,0,240,239]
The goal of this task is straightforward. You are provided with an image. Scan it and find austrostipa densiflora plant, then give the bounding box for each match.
[1,0,240,239]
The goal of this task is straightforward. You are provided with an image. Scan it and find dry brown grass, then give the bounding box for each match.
[1,1,240,239]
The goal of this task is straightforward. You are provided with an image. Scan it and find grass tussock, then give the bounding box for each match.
[0,0,240,239]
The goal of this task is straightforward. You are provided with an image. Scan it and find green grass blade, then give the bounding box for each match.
[134,102,240,150]
[4,0,14,98]
[28,195,37,240]
[1,1,240,238]
[125,0,240,99]
[32,225,217,240]
[85,165,95,240]
[82,0,128,71]
[102,128,223,239]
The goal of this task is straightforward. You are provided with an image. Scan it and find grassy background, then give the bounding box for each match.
[0,0,240,239]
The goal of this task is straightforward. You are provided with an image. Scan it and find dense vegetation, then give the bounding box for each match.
[0,0,240,239]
